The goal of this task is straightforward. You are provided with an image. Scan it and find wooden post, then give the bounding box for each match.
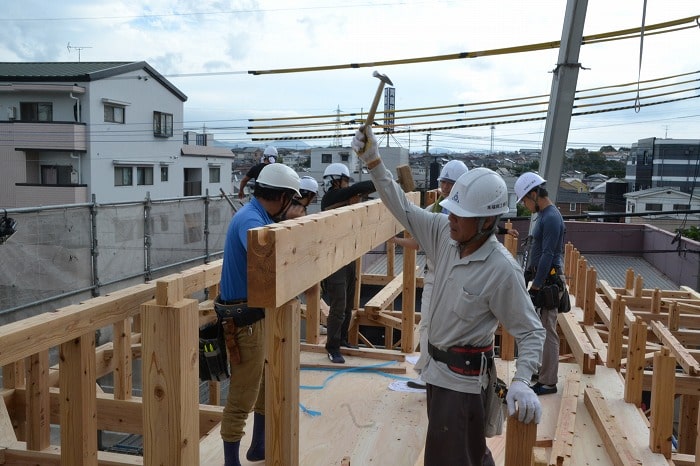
[505,415,537,465]
[649,348,675,458]
[112,318,132,400]
[564,242,574,284]
[142,278,200,466]
[401,233,417,353]
[633,275,643,298]
[624,268,634,291]
[304,283,321,345]
[651,288,661,314]
[25,350,50,451]
[499,220,517,361]
[668,301,680,332]
[59,332,98,466]
[624,319,647,406]
[583,267,597,326]
[606,296,624,371]
[569,249,580,294]
[575,258,587,306]
[396,164,416,192]
[266,299,301,466]
[678,395,699,454]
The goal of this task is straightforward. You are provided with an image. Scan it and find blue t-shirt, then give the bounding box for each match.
[528,204,565,288]
[219,197,273,301]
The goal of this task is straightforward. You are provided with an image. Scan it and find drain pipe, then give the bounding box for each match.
[70,92,81,122]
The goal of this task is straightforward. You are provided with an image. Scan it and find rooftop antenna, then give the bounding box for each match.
[67,42,92,62]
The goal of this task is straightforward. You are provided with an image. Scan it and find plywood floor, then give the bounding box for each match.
[200,356,669,466]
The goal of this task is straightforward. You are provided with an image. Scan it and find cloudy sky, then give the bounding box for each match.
[2,1,699,153]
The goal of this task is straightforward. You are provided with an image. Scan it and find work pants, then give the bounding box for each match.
[424,384,495,466]
[221,319,265,442]
[538,306,559,386]
[323,261,356,351]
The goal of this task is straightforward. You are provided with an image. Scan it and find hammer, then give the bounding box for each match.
[363,70,393,128]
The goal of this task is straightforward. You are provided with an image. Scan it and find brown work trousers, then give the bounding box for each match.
[220,319,265,443]
[424,384,495,466]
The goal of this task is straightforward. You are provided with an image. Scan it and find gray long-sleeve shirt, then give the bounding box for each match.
[369,162,545,393]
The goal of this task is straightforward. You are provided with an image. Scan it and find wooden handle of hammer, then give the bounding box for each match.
[364,83,386,128]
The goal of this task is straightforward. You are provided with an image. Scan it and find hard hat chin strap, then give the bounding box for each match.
[458,215,501,253]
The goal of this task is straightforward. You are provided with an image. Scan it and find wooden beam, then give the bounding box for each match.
[247,194,419,309]
[364,272,406,314]
[504,415,537,465]
[557,311,597,374]
[25,350,50,451]
[549,372,580,466]
[650,320,700,375]
[583,387,643,465]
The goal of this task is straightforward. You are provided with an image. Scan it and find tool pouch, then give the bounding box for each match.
[484,364,506,437]
[198,319,230,382]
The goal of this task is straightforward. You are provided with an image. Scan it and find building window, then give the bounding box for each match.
[104,104,125,123]
[673,204,690,211]
[137,167,153,185]
[153,111,173,137]
[209,167,221,183]
[20,102,53,122]
[114,166,133,186]
[340,152,350,162]
[161,166,169,182]
[645,203,662,211]
[569,203,576,212]
[321,153,332,164]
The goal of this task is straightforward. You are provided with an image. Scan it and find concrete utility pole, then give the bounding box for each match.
[539,0,588,204]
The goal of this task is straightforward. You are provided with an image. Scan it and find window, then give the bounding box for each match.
[673,204,690,211]
[20,102,53,122]
[114,166,133,186]
[321,153,332,164]
[153,111,173,137]
[569,203,576,212]
[161,166,169,182]
[645,203,662,211]
[137,167,153,185]
[209,167,221,183]
[340,152,350,162]
[41,165,72,185]
[104,104,125,123]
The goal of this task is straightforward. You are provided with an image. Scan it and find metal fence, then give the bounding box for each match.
[0,191,236,322]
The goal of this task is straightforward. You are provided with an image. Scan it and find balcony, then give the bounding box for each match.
[2,121,87,151]
[14,183,88,207]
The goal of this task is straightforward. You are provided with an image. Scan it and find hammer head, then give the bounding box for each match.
[372,70,393,87]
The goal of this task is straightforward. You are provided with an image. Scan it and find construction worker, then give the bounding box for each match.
[515,172,566,396]
[237,145,278,199]
[352,126,544,466]
[282,175,319,220]
[217,163,300,466]
[321,162,376,363]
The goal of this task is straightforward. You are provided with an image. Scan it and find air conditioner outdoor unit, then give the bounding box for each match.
[7,106,17,120]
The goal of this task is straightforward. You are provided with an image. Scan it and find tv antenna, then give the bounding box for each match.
[67,42,92,62]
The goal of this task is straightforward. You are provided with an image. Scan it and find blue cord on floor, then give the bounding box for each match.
[298,360,412,416]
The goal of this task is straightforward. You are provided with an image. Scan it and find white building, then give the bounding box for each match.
[0,61,234,208]
[624,187,700,221]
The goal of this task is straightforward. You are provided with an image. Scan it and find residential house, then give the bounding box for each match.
[556,187,589,216]
[627,137,700,194]
[0,61,234,208]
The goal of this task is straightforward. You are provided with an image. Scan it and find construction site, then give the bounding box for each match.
[1,183,700,465]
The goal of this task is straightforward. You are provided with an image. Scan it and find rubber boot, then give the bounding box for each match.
[246,412,265,461]
[223,440,241,466]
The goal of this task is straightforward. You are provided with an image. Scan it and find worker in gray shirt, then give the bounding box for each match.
[352,126,545,466]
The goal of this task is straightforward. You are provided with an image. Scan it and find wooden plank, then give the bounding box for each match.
[583,324,608,364]
[557,311,597,374]
[299,343,406,362]
[549,372,580,466]
[649,348,675,458]
[59,332,98,466]
[266,299,301,466]
[247,194,419,309]
[0,394,16,445]
[504,415,537,465]
[0,444,144,465]
[364,272,406,313]
[141,279,199,466]
[583,387,642,466]
[395,164,415,192]
[649,320,700,376]
[25,350,50,451]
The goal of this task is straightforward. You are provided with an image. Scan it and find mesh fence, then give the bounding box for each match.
[0,195,235,320]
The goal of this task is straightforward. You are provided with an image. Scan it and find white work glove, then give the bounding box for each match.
[351,125,380,165]
[506,380,542,424]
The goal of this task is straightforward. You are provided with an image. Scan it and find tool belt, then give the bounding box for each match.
[198,319,230,382]
[214,298,265,326]
[428,342,493,376]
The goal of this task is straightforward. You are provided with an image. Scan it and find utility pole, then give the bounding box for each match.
[490,125,495,155]
[424,133,431,190]
[539,0,588,204]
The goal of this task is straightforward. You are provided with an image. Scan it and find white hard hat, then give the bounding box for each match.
[438,160,469,183]
[263,146,278,157]
[256,163,300,196]
[514,172,546,203]
[323,163,350,179]
[299,175,319,194]
[439,167,509,217]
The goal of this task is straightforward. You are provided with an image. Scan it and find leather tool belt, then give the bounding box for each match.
[428,342,494,376]
[214,298,265,326]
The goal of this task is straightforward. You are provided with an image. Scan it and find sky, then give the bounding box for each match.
[1,1,699,153]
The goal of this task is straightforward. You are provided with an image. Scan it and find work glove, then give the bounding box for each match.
[506,380,542,424]
[351,125,380,165]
